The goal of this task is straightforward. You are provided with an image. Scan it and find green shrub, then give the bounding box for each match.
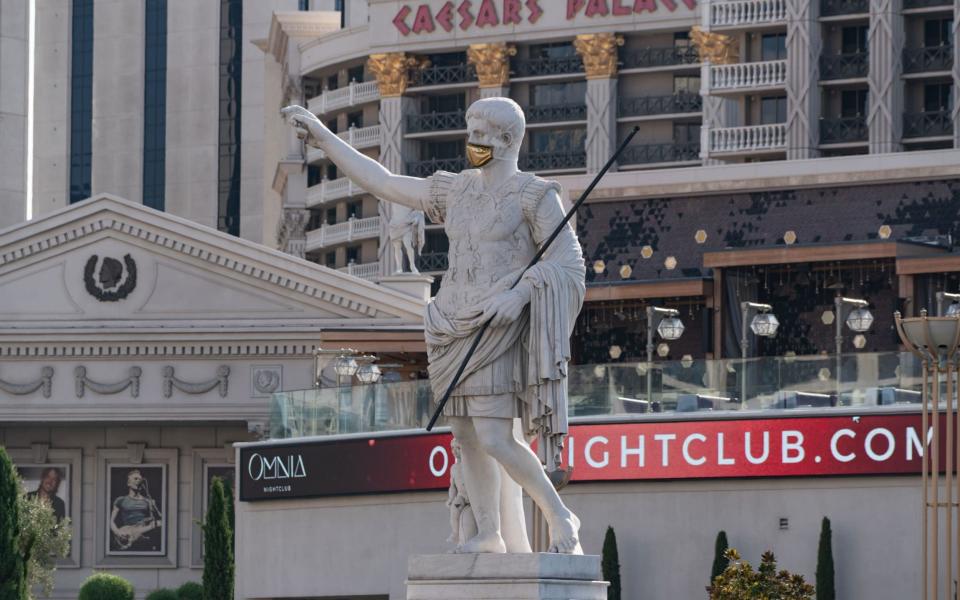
[711,530,730,587]
[177,581,204,600]
[78,573,135,600]
[0,446,28,600]
[710,549,814,600]
[601,526,621,600]
[202,477,234,600]
[145,589,178,600]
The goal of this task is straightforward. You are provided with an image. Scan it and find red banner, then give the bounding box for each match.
[240,413,939,501]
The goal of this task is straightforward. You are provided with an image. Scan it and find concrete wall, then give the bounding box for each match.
[235,475,921,599]
[0,0,30,229]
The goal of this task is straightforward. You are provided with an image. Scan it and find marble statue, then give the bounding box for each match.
[283,97,586,554]
[386,204,425,274]
[446,439,477,550]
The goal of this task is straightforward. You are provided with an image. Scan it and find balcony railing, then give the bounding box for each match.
[406,110,466,134]
[709,59,787,91]
[708,0,787,28]
[708,123,786,153]
[819,116,868,144]
[416,252,449,273]
[820,0,868,16]
[620,46,699,70]
[903,45,953,74]
[306,177,366,208]
[337,261,379,280]
[406,156,467,177]
[525,103,587,124]
[306,216,381,251]
[307,124,381,161]
[903,110,953,138]
[619,142,701,166]
[306,80,380,115]
[511,55,583,78]
[409,63,476,87]
[819,52,868,80]
[519,151,586,171]
[618,93,702,118]
[904,0,951,8]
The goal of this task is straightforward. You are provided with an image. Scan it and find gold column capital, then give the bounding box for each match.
[573,33,624,80]
[467,42,517,88]
[690,26,740,65]
[366,52,419,97]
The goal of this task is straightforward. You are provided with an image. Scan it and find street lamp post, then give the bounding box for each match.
[895,310,960,600]
[313,347,381,433]
[645,306,684,404]
[834,297,873,402]
[740,302,779,407]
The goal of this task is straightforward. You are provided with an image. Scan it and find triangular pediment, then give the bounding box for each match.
[0,195,425,328]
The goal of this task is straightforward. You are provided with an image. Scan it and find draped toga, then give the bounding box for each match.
[420,168,585,461]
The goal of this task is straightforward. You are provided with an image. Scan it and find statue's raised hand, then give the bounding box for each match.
[281,105,329,147]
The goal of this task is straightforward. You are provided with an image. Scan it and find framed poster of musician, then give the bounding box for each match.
[106,464,166,556]
[17,464,71,524]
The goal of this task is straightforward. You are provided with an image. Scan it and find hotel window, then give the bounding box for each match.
[70,0,94,204]
[841,26,868,54]
[673,75,700,94]
[346,246,361,264]
[335,0,344,27]
[424,93,465,113]
[326,118,338,134]
[325,207,336,225]
[424,140,462,159]
[529,41,576,60]
[217,0,242,236]
[307,165,322,187]
[327,74,338,91]
[143,0,167,211]
[325,252,336,268]
[674,122,701,144]
[529,130,587,153]
[298,0,309,10]
[326,164,337,180]
[924,18,954,47]
[347,64,364,83]
[761,33,786,61]
[760,96,787,124]
[530,81,586,106]
[924,83,952,112]
[674,31,691,49]
[347,111,363,128]
[346,201,362,219]
[841,89,868,117]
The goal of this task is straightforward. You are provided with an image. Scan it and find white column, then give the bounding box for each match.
[585,78,617,173]
[699,63,734,165]
[868,0,904,154]
[785,0,821,159]
[0,0,30,228]
[278,39,308,258]
[377,95,417,276]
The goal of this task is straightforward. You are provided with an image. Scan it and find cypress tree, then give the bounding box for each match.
[711,530,730,586]
[202,477,234,600]
[601,526,621,600]
[0,446,28,600]
[816,517,835,600]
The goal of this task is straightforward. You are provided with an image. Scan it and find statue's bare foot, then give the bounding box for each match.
[548,512,583,555]
[457,531,507,554]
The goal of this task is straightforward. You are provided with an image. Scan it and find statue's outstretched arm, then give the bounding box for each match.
[281,105,429,211]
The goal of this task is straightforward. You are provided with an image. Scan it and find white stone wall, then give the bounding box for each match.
[0,0,30,229]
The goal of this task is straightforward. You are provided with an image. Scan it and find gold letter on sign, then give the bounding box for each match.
[467,43,517,88]
[573,33,624,80]
[367,52,419,97]
[690,26,740,65]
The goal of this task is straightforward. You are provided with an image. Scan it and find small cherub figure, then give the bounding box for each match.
[446,439,477,550]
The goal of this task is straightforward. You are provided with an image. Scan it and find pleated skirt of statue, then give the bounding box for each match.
[442,339,524,420]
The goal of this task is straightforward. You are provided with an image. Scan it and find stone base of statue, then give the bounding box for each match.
[405,553,607,599]
[377,273,434,302]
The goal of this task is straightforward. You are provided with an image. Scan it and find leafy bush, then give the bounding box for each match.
[710,548,814,600]
[78,573,134,600]
[19,493,71,596]
[177,581,204,600]
[145,589,178,600]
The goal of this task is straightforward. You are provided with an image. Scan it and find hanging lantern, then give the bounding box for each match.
[657,316,685,341]
[355,363,381,384]
[680,354,694,368]
[592,260,606,274]
[750,312,780,337]
[334,355,359,378]
[947,302,960,317]
[853,334,867,349]
[657,343,670,358]
[845,307,874,332]
[608,345,623,360]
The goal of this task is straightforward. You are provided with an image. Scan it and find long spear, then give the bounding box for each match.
[425,125,641,431]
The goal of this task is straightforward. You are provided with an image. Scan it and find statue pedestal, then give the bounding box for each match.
[406,553,607,600]
[378,274,434,303]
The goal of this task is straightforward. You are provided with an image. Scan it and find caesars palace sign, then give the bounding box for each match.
[240,413,937,501]
[392,0,698,35]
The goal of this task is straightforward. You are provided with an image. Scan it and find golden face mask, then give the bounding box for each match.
[466,143,494,168]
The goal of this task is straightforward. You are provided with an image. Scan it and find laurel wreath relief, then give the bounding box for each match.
[83,254,137,302]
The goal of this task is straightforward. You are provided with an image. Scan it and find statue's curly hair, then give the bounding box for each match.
[466,97,525,148]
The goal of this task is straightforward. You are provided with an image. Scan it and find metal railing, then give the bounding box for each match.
[306,80,380,115]
[306,216,381,251]
[519,151,586,172]
[903,45,953,74]
[416,252,449,272]
[409,63,476,87]
[525,103,587,124]
[710,59,787,91]
[708,123,786,153]
[903,110,953,138]
[406,156,467,177]
[306,177,367,208]
[709,0,787,27]
[904,0,951,8]
[618,93,702,118]
[820,116,868,144]
[819,52,869,80]
[337,261,379,280]
[620,46,699,70]
[307,124,381,161]
[820,0,868,16]
[511,55,584,78]
[406,110,466,134]
[619,142,701,165]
